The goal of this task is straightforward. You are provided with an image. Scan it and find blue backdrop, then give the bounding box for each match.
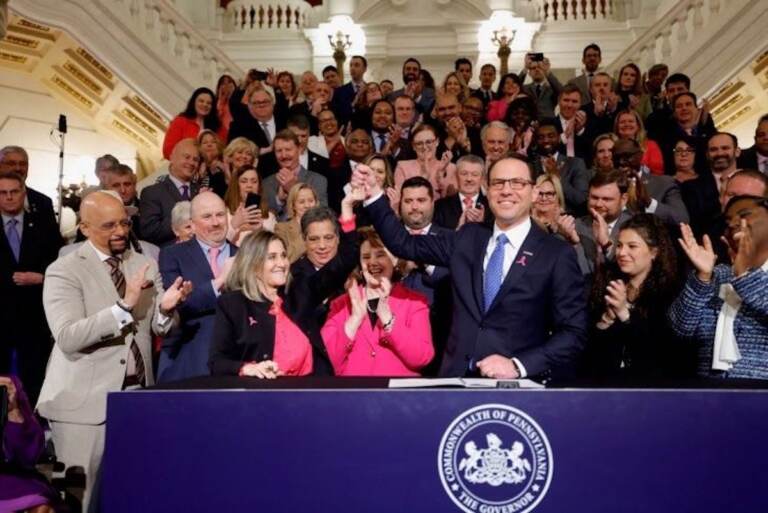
[101,388,768,512]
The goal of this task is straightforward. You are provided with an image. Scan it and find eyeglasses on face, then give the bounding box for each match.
[488,178,534,191]
[95,219,133,232]
[413,139,437,149]
[673,147,695,154]
[537,191,557,200]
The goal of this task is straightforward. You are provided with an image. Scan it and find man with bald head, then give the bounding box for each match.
[140,138,200,246]
[157,191,236,382]
[39,190,190,511]
[353,156,587,379]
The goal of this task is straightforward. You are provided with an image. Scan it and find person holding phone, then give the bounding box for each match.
[224,165,275,245]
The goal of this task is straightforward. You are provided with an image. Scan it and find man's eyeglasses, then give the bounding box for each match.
[94,219,132,232]
[489,178,534,191]
[250,100,272,107]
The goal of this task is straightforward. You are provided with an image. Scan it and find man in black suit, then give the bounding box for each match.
[737,114,768,173]
[354,156,587,379]
[332,55,367,127]
[387,58,435,115]
[434,155,492,230]
[103,163,142,239]
[228,86,287,154]
[398,176,452,374]
[0,171,62,404]
[471,63,497,109]
[530,123,590,216]
[259,115,329,182]
[0,145,58,229]
[581,73,619,153]
[140,138,199,247]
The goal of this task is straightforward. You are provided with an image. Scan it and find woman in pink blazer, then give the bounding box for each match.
[322,228,434,376]
[394,124,457,200]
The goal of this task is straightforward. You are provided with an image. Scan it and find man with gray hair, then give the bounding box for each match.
[481,121,511,168]
[434,154,493,230]
[0,145,58,229]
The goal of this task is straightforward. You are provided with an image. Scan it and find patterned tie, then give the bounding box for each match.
[483,234,509,312]
[106,257,146,385]
[6,218,20,262]
[462,196,474,211]
[261,122,272,144]
[180,185,190,201]
[208,246,221,278]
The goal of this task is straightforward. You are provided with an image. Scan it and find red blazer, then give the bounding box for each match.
[642,139,665,176]
[321,283,434,376]
[162,116,227,160]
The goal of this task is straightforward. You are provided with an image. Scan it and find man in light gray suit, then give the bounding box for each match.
[38,191,191,511]
[567,43,608,105]
[262,129,328,220]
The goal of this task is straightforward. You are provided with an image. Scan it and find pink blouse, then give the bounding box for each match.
[270,297,313,376]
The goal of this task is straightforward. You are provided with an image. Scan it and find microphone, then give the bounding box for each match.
[58,114,67,134]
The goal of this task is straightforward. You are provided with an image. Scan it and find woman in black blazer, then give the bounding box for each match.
[209,199,360,377]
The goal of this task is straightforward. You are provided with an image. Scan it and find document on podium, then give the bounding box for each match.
[387,378,545,389]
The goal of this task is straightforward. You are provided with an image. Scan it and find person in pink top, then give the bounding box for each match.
[163,87,226,160]
[322,227,434,376]
[394,124,457,199]
[614,109,665,175]
[486,73,526,123]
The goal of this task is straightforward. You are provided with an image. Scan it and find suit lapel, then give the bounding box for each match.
[164,177,183,202]
[185,239,215,280]
[472,229,492,316]
[485,225,547,314]
[79,243,121,302]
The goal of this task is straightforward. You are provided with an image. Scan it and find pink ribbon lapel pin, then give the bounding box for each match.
[516,251,533,267]
[248,316,258,327]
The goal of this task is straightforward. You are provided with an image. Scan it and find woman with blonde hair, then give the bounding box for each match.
[532,174,566,233]
[442,71,471,103]
[221,137,258,185]
[613,109,664,175]
[224,165,276,245]
[274,183,319,262]
[209,193,362,378]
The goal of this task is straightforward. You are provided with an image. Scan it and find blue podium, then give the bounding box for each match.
[101,380,768,512]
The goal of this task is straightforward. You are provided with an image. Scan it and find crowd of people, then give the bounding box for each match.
[1,43,768,511]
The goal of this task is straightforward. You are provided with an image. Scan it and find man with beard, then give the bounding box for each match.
[530,123,590,216]
[387,57,435,114]
[398,176,452,374]
[39,191,190,511]
[613,138,689,226]
[157,192,236,383]
[567,43,609,104]
[262,130,328,218]
[370,99,395,154]
[431,92,481,161]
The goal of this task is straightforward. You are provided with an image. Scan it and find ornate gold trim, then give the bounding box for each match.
[111,119,151,148]
[62,61,103,95]
[4,35,39,49]
[75,48,114,81]
[0,52,28,64]
[51,75,94,108]
[121,108,159,137]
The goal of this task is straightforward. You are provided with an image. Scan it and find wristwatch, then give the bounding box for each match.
[116,299,134,313]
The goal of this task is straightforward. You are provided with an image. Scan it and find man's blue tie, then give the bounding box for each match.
[6,218,21,262]
[483,233,508,312]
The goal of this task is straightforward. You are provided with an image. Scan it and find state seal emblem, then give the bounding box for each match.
[437,404,553,513]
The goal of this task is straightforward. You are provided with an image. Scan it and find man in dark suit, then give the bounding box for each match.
[0,145,58,229]
[530,123,590,216]
[0,171,62,404]
[259,115,330,182]
[398,176,452,375]
[471,63,498,109]
[228,86,287,152]
[387,57,435,114]
[354,156,587,379]
[737,114,768,173]
[103,164,142,239]
[546,85,591,164]
[332,55,367,127]
[434,155,492,230]
[157,192,236,383]
[581,73,619,153]
[567,43,606,105]
[140,138,199,247]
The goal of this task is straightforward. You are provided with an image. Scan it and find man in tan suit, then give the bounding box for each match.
[38,191,191,512]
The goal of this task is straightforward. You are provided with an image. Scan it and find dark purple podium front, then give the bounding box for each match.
[101,379,768,512]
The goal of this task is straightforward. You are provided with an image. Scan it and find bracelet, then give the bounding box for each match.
[116,299,133,313]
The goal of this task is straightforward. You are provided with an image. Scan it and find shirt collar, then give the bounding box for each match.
[167,173,190,189]
[88,240,121,262]
[196,237,228,254]
[1,211,23,225]
[491,217,532,250]
[459,192,479,204]
[300,150,309,169]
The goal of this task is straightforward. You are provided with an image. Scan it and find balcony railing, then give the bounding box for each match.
[227,1,308,32]
[532,0,615,21]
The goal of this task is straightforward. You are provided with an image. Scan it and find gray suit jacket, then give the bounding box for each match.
[643,172,690,226]
[139,177,186,247]
[531,154,590,216]
[262,166,329,220]
[38,243,174,424]
[520,71,563,119]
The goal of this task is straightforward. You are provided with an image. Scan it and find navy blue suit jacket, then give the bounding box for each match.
[366,195,587,378]
[157,238,237,382]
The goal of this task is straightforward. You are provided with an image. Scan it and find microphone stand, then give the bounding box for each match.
[54,114,67,227]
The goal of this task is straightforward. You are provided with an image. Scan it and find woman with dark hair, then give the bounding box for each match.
[419,69,436,91]
[224,165,276,246]
[209,192,361,378]
[215,74,237,138]
[504,96,538,157]
[276,71,299,106]
[162,87,225,159]
[322,227,434,376]
[486,73,526,122]
[590,133,618,176]
[393,124,457,199]
[586,214,691,377]
[614,63,650,119]
[0,376,61,512]
[614,109,664,175]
